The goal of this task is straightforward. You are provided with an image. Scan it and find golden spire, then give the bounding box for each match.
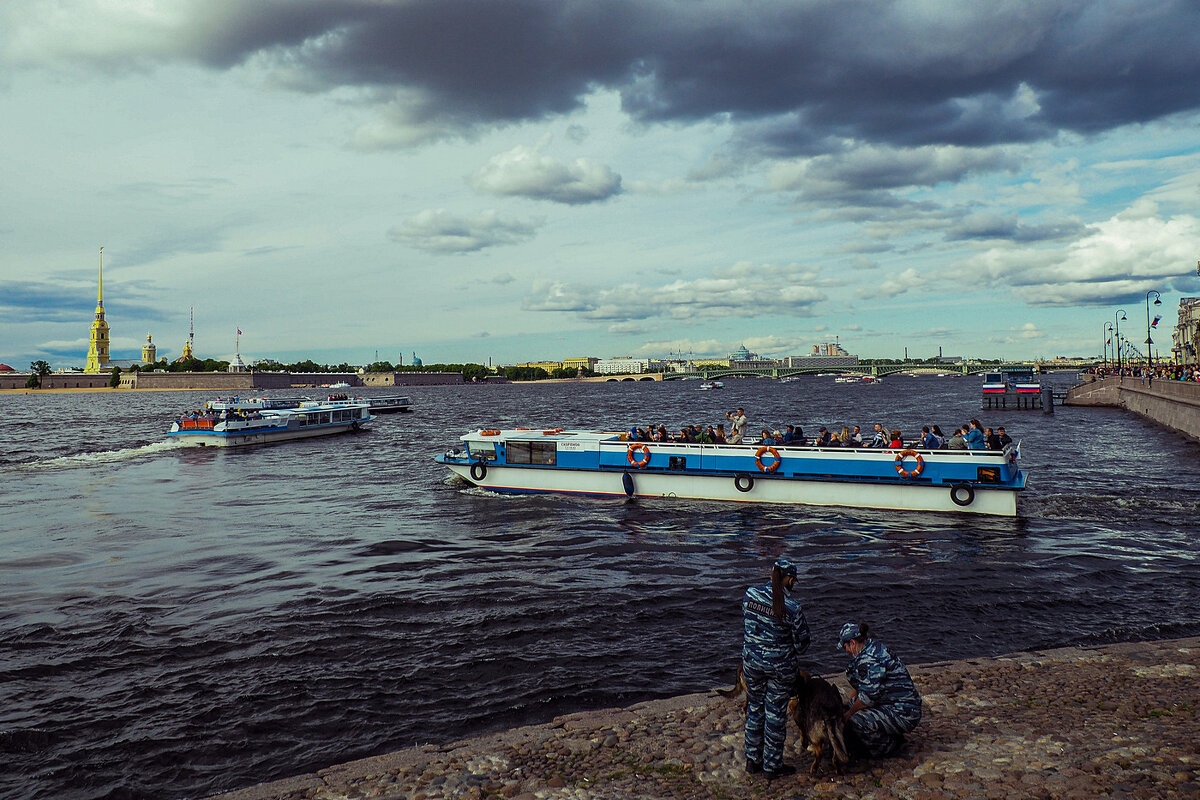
[97,246,104,308]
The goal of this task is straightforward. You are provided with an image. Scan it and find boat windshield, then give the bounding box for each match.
[468,441,498,461]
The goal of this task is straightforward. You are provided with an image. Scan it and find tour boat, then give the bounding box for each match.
[168,399,372,446]
[365,395,413,413]
[437,429,1028,516]
[698,380,724,390]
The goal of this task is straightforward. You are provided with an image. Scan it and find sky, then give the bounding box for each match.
[2,0,1200,370]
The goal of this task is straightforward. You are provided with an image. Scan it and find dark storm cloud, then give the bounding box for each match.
[221,3,1200,145]
[52,2,1200,153]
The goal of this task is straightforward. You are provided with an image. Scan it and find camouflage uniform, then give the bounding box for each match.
[844,638,922,757]
[742,575,810,772]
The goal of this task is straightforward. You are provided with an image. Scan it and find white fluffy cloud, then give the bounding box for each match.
[470,142,621,204]
[966,200,1200,305]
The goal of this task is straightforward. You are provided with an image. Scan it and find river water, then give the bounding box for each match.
[2,375,1198,799]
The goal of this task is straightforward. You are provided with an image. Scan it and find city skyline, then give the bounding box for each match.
[3,1,1200,370]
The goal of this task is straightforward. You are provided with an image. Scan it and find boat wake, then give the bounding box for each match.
[14,439,198,472]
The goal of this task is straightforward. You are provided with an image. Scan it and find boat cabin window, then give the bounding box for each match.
[984,373,1003,383]
[467,441,498,461]
[506,440,557,466]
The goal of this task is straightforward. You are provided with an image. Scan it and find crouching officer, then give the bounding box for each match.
[838,621,922,757]
[742,558,810,778]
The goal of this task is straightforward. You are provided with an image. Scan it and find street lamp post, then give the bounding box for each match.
[1115,309,1127,373]
[1103,322,1113,370]
[1145,290,1162,369]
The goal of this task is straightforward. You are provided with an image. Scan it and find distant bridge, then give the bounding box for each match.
[655,362,1096,381]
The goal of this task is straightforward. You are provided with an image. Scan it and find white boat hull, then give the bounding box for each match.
[446,463,1018,516]
[168,422,365,447]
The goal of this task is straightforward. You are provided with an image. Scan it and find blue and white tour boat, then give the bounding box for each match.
[437,428,1027,516]
[168,399,372,446]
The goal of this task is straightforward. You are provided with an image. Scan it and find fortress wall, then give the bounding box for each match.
[361,372,463,386]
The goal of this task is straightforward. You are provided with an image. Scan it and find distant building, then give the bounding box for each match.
[1171,297,1200,363]
[729,344,778,368]
[782,340,859,369]
[516,361,563,372]
[562,356,598,372]
[693,358,731,368]
[0,363,15,372]
[782,354,858,368]
[810,341,850,357]
[141,333,157,364]
[594,357,664,375]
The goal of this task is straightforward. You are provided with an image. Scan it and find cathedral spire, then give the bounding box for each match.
[84,246,111,373]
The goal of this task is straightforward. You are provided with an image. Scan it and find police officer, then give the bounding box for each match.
[742,558,810,778]
[838,621,922,758]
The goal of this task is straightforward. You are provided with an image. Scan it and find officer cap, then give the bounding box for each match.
[773,558,797,579]
[837,622,862,650]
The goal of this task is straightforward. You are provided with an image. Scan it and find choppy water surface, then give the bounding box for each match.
[2,376,1198,799]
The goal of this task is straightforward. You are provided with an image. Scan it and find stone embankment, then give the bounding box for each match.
[1067,377,1200,442]
[211,637,1200,800]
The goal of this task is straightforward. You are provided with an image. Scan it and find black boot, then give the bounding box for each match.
[746,759,762,774]
[764,764,796,779]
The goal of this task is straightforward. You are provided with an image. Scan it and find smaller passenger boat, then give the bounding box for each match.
[698,380,724,390]
[365,395,413,413]
[168,399,371,446]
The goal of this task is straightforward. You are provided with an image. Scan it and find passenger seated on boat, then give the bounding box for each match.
[727,425,744,445]
[714,424,728,444]
[985,427,1002,450]
[919,426,941,449]
[826,430,842,447]
[849,425,862,447]
[946,427,968,450]
[757,428,775,445]
[889,430,904,448]
[838,427,853,446]
[793,426,805,445]
[869,424,889,448]
[964,420,986,450]
[997,427,1012,448]
[699,426,717,444]
[932,425,948,447]
[816,427,832,447]
[780,425,796,444]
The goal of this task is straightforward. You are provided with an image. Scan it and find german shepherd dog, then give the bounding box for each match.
[790,670,850,776]
[717,664,850,777]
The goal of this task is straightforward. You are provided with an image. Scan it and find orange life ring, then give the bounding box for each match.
[627,443,651,468]
[755,445,781,473]
[894,449,924,478]
[480,429,501,436]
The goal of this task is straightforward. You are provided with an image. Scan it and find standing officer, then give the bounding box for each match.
[838,622,922,757]
[742,558,810,778]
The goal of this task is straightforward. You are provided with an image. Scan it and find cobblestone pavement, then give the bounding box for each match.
[211,638,1200,800]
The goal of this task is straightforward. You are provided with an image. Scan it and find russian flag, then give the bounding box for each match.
[237,328,242,335]
[1151,315,1162,329]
